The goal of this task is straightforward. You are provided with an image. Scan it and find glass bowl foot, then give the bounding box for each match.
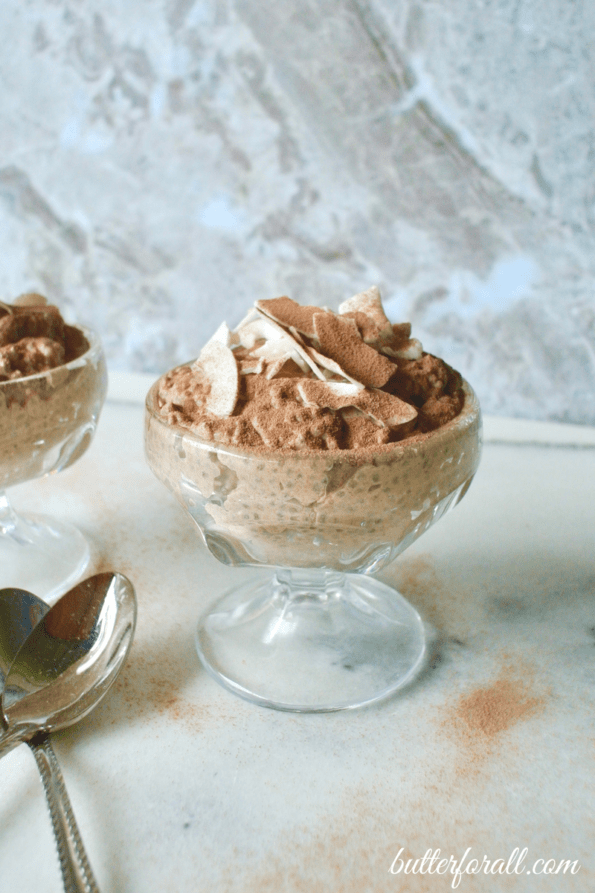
[0,512,90,603]
[195,570,426,712]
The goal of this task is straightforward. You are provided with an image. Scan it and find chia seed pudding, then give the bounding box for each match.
[145,287,481,570]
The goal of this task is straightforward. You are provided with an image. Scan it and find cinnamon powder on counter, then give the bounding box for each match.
[454,677,542,738]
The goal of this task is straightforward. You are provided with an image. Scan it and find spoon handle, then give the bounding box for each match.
[0,726,26,759]
[28,732,101,893]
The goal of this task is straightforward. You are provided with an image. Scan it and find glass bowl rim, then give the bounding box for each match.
[145,370,481,463]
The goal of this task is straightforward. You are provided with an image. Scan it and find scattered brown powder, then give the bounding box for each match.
[340,412,390,448]
[454,678,542,738]
[386,555,446,627]
[442,670,546,778]
[256,296,319,338]
[313,312,396,388]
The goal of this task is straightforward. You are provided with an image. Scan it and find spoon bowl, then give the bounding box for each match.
[1,572,136,753]
[0,588,49,684]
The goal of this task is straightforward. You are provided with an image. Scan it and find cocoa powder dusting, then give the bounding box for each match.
[454,678,542,738]
[256,296,319,337]
[155,287,467,454]
[313,311,395,388]
[443,671,546,777]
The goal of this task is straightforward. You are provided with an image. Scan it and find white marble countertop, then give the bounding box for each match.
[1,373,594,893]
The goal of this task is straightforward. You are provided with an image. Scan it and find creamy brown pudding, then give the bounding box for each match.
[0,294,107,489]
[145,287,481,570]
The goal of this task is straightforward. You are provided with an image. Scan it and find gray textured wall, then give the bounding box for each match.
[0,1,593,423]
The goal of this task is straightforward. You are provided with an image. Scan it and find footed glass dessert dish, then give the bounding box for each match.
[145,379,482,712]
[0,327,107,601]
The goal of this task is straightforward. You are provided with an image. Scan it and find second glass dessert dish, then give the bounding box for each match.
[0,295,107,601]
[145,287,481,711]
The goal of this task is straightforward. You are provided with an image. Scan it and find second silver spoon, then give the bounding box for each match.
[0,573,136,893]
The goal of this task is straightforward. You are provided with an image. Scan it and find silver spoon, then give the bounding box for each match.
[0,588,49,676]
[0,573,136,893]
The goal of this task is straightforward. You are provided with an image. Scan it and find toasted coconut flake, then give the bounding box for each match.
[236,314,309,374]
[204,320,235,349]
[236,316,283,349]
[299,342,365,386]
[297,380,364,410]
[193,340,239,418]
[256,296,320,339]
[251,332,310,375]
[251,310,327,380]
[266,357,304,380]
[382,338,423,361]
[298,379,417,431]
[234,306,260,332]
[238,355,266,375]
[340,310,384,344]
[338,285,392,334]
[353,389,417,429]
[313,311,395,388]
